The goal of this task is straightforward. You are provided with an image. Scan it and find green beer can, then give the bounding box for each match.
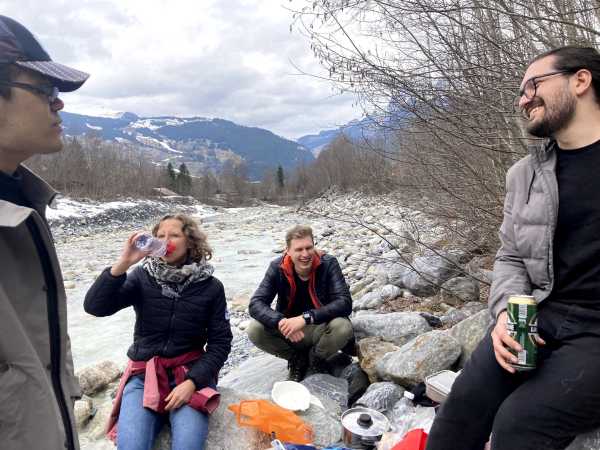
[506,295,538,371]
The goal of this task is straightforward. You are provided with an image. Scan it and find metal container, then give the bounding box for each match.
[341,406,390,449]
[506,295,538,371]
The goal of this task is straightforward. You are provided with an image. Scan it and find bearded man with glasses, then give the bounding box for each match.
[0,15,89,450]
[426,46,600,450]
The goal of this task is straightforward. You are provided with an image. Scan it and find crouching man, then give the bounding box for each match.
[247,225,354,381]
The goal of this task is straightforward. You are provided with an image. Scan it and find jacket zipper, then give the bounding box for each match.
[532,144,558,295]
[27,218,75,450]
[162,297,177,354]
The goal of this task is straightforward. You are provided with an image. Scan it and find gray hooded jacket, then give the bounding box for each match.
[0,166,80,450]
[489,140,559,319]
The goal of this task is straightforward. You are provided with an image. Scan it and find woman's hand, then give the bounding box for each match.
[164,379,196,411]
[110,231,148,276]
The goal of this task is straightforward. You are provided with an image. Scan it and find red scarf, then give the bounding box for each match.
[280,252,322,316]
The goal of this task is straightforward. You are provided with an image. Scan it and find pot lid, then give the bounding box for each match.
[341,407,390,437]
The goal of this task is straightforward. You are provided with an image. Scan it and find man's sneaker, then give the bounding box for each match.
[287,352,309,382]
[305,348,330,377]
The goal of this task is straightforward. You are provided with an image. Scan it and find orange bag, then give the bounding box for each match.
[228,399,313,444]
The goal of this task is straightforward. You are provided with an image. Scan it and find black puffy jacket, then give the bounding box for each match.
[249,253,352,329]
[84,266,232,389]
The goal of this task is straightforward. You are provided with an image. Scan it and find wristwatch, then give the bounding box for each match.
[302,311,313,325]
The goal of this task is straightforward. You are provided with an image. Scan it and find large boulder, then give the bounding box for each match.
[220,354,287,395]
[401,254,462,297]
[352,312,432,346]
[448,309,492,368]
[357,337,401,382]
[376,331,462,387]
[77,360,122,396]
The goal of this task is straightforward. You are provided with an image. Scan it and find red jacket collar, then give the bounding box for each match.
[280,253,322,314]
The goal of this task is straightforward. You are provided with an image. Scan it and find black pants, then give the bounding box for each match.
[426,301,600,450]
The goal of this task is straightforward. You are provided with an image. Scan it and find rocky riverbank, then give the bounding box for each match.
[54,192,599,450]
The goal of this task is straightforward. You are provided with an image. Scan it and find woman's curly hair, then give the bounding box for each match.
[152,214,212,262]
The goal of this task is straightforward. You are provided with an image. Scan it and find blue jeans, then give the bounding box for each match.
[117,375,210,450]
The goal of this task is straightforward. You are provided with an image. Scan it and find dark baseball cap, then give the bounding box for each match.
[0,15,89,92]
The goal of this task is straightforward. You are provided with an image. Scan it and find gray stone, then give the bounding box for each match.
[355,382,405,413]
[439,307,468,327]
[220,354,287,395]
[357,337,401,382]
[339,362,370,406]
[297,399,344,447]
[353,284,402,311]
[302,373,349,411]
[449,309,492,368]
[77,361,122,396]
[352,312,432,346]
[84,400,113,440]
[74,397,94,430]
[460,301,487,317]
[376,331,462,387]
[387,263,412,287]
[401,254,463,297]
[440,277,480,305]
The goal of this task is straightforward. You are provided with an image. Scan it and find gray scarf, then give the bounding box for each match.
[142,257,214,299]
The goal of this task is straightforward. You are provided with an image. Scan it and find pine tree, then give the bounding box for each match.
[166,162,177,190]
[177,163,192,195]
[276,164,285,190]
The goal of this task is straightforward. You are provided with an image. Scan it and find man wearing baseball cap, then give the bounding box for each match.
[0,15,89,450]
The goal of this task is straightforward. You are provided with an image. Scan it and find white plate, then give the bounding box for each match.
[271,380,311,411]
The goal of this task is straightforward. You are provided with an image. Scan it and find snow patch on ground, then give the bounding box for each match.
[85,123,103,131]
[46,198,137,220]
[46,197,216,222]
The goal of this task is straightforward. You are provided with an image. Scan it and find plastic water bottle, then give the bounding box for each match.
[135,234,168,256]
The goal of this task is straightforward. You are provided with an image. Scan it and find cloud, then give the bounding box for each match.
[0,0,359,138]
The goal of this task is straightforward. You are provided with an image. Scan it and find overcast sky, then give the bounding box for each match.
[0,0,359,139]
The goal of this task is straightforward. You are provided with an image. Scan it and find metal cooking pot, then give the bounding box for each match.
[341,406,390,449]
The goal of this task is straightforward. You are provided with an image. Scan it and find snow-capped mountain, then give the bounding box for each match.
[60,111,315,180]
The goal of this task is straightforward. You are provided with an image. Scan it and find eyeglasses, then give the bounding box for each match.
[0,81,60,103]
[518,70,573,100]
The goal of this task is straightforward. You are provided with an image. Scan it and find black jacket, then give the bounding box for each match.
[84,266,232,389]
[249,254,352,329]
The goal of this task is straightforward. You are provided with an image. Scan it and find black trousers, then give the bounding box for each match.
[426,301,600,450]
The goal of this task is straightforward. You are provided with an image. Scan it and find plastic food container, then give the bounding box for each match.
[424,370,459,403]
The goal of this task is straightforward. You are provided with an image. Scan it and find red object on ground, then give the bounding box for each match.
[391,428,428,450]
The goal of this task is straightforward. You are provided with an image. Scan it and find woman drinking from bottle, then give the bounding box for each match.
[84,214,232,450]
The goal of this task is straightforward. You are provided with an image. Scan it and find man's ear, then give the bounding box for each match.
[573,68,593,97]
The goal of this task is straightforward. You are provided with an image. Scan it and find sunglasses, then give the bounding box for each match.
[0,81,60,103]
